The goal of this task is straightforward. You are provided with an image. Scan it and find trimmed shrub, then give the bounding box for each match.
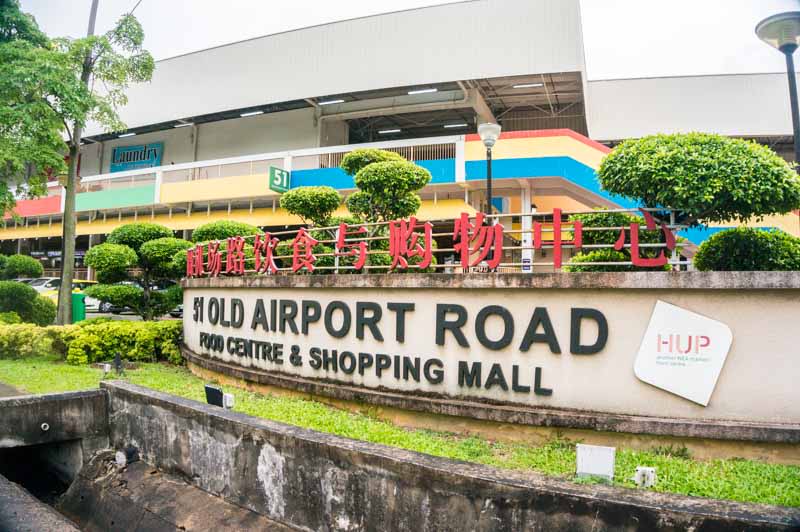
[107,222,173,253]
[280,186,342,226]
[30,295,56,326]
[139,237,193,277]
[64,320,182,365]
[0,324,51,359]
[340,148,405,176]
[693,227,800,271]
[347,161,431,222]
[0,311,20,324]
[191,220,261,243]
[564,249,670,272]
[2,254,43,279]
[0,281,48,324]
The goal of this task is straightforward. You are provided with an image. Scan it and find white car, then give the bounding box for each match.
[27,277,61,293]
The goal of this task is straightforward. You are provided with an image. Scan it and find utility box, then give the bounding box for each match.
[71,292,86,323]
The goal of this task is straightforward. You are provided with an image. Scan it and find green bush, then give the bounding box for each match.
[340,148,405,176]
[280,186,341,226]
[599,133,800,225]
[2,254,43,279]
[564,249,670,272]
[347,161,431,222]
[139,237,193,277]
[107,222,173,253]
[693,227,800,271]
[191,220,261,243]
[30,295,56,326]
[0,311,20,324]
[0,281,54,324]
[85,243,138,283]
[0,324,52,358]
[65,320,182,365]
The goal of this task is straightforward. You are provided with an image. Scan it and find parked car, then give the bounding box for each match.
[12,278,34,284]
[41,280,100,311]
[169,304,183,318]
[27,277,61,292]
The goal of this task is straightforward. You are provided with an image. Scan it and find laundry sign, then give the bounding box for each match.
[110,142,163,173]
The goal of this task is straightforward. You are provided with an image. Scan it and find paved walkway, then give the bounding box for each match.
[0,382,20,398]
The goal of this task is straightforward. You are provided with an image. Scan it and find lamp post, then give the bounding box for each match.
[478,123,502,216]
[756,11,800,164]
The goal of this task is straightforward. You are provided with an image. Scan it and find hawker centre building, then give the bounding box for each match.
[3,0,799,275]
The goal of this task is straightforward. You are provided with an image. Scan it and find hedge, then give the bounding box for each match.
[693,227,800,271]
[191,220,262,243]
[2,254,43,279]
[0,320,183,365]
[0,281,56,325]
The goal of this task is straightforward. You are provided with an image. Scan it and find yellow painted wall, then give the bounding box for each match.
[0,199,477,241]
[159,174,279,204]
[465,136,606,169]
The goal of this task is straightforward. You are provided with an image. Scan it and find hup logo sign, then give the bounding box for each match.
[634,301,732,406]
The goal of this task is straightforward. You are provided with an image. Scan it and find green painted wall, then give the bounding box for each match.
[76,184,155,211]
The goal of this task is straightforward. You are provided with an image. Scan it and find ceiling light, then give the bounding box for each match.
[512,83,543,89]
[118,132,136,138]
[378,129,401,134]
[407,88,437,95]
[174,122,193,128]
[318,99,345,105]
[240,110,264,117]
[443,123,468,128]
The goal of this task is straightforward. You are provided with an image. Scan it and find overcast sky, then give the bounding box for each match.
[19,0,800,80]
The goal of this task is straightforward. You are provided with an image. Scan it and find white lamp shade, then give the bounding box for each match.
[756,11,800,51]
[477,123,502,148]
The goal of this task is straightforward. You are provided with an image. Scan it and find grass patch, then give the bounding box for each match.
[1,355,798,508]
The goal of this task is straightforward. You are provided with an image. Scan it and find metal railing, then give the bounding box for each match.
[185,207,691,276]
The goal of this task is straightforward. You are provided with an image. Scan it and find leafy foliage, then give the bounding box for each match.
[340,148,405,176]
[191,220,261,243]
[0,311,20,324]
[0,280,55,325]
[84,222,190,320]
[107,222,172,253]
[693,227,800,271]
[346,160,431,223]
[64,319,182,365]
[2,253,43,279]
[598,133,800,225]
[564,249,670,272]
[280,186,342,226]
[84,243,137,283]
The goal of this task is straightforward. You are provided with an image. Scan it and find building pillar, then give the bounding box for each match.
[86,234,94,281]
[521,183,533,272]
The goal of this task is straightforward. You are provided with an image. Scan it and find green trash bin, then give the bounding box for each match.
[71,292,86,323]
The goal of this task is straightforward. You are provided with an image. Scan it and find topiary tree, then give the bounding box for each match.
[280,186,342,226]
[344,159,431,223]
[85,223,191,320]
[340,148,404,176]
[2,253,43,279]
[693,227,800,271]
[191,220,262,243]
[599,133,800,225]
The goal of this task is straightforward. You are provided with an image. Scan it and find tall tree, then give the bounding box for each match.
[52,4,154,324]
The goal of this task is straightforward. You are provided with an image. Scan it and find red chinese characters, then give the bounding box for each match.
[186,244,205,277]
[335,223,368,270]
[292,228,319,273]
[206,241,222,277]
[389,217,433,269]
[533,208,582,269]
[225,236,246,275]
[614,209,676,267]
[254,233,280,274]
[453,212,503,269]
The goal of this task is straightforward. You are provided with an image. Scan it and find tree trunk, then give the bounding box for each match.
[55,139,80,324]
[142,271,152,321]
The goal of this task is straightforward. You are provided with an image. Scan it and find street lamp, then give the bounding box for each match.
[478,123,502,216]
[756,11,800,164]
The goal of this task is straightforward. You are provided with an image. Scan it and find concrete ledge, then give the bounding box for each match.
[183,271,800,290]
[0,390,108,449]
[101,381,800,531]
[183,347,800,445]
[0,473,80,531]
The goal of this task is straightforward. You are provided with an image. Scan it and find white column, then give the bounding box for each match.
[86,234,94,280]
[521,183,533,273]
